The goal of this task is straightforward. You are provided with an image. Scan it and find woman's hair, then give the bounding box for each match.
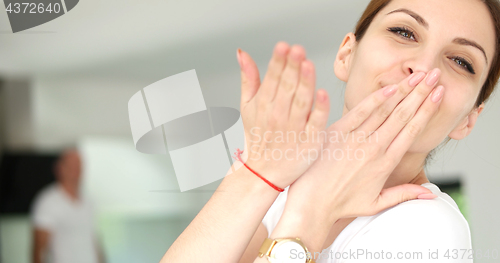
[352,0,500,166]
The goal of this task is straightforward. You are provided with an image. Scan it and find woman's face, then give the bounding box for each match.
[335,0,496,154]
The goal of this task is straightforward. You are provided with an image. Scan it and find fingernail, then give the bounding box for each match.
[425,68,441,86]
[290,46,303,61]
[383,84,398,97]
[408,72,426,87]
[431,85,444,103]
[276,42,289,57]
[417,193,438,199]
[237,48,244,70]
[301,60,311,77]
[318,90,326,102]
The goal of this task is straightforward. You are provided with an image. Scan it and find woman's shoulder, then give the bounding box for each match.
[344,183,472,253]
[262,182,472,254]
[372,182,468,230]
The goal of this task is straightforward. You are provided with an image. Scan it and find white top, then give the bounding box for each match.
[31,183,99,263]
[262,183,473,263]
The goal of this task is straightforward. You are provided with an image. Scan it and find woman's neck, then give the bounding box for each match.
[383,151,430,189]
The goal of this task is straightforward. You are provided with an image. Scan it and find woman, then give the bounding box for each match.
[161,0,500,262]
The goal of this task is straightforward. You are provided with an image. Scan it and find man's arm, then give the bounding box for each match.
[33,228,50,263]
[95,239,107,263]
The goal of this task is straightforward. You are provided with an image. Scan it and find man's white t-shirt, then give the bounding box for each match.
[262,183,473,263]
[31,183,99,263]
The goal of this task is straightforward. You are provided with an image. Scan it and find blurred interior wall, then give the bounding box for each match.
[3,79,35,151]
[0,39,499,263]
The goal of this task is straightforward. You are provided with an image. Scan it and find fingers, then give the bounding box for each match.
[373,184,436,213]
[242,42,323,137]
[375,68,441,146]
[271,45,307,120]
[238,49,262,107]
[332,84,399,133]
[288,60,316,131]
[355,72,425,135]
[254,42,290,104]
[385,85,444,159]
[304,89,330,135]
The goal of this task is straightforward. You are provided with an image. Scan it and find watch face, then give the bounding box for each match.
[270,240,308,263]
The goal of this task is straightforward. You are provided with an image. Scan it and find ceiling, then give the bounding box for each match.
[0,0,369,78]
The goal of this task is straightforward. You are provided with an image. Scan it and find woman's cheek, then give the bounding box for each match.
[371,38,403,63]
[442,83,477,118]
[343,82,364,111]
[426,90,466,138]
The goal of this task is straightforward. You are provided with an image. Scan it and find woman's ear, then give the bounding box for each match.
[448,102,485,140]
[334,32,357,82]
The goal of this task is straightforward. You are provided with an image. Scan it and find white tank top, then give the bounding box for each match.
[262,183,473,263]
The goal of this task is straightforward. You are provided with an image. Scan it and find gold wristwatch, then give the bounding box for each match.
[258,237,316,263]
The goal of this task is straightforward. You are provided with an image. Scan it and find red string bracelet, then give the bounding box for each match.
[232,148,285,192]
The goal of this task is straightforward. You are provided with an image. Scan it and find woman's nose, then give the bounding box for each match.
[402,51,440,76]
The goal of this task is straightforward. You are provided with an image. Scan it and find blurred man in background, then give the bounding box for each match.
[30,149,105,263]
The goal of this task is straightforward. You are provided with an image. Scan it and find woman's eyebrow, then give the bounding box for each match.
[386,8,488,65]
[454,38,488,65]
[386,8,428,29]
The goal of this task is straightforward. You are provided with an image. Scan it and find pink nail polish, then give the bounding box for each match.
[408,72,425,87]
[301,60,311,77]
[318,90,326,102]
[425,68,441,86]
[417,193,438,199]
[237,48,244,69]
[383,85,397,97]
[431,86,444,103]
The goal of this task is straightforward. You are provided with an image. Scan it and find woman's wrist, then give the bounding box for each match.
[232,149,286,192]
[162,163,282,262]
[223,162,284,198]
[269,208,340,256]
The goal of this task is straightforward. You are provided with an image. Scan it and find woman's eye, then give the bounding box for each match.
[387,26,476,75]
[450,56,476,74]
[387,27,416,41]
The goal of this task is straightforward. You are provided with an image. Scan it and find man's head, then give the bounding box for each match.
[54,149,82,187]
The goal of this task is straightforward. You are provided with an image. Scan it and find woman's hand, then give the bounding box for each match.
[236,42,330,189]
[280,69,443,231]
[162,42,331,263]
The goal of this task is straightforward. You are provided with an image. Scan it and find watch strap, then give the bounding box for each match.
[258,237,316,263]
[258,238,277,258]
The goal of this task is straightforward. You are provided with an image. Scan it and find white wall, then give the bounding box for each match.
[427,93,500,256]
[30,75,152,151]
